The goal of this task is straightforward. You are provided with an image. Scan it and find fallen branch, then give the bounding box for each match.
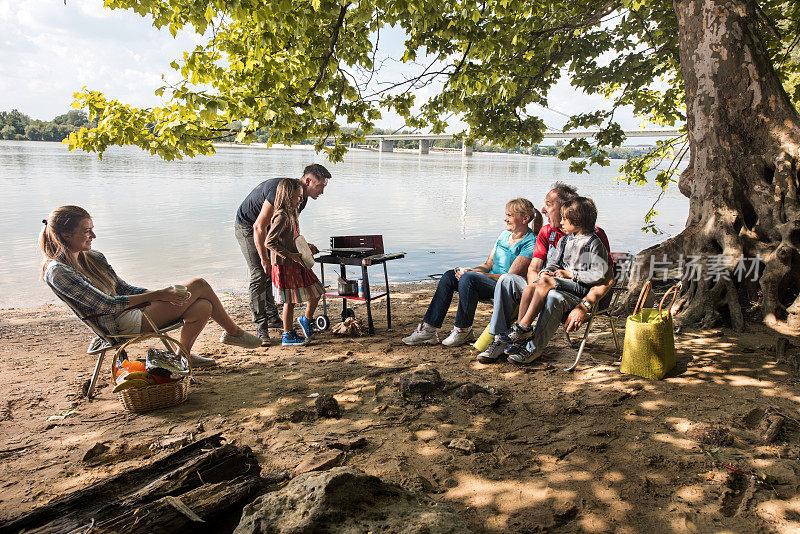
[762,415,785,445]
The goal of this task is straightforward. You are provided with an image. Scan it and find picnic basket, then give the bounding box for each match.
[110,332,191,412]
[620,281,680,379]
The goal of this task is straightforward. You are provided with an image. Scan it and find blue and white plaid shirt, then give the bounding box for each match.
[45,251,146,337]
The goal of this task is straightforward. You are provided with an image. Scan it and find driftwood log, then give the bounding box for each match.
[761,414,786,445]
[0,434,265,534]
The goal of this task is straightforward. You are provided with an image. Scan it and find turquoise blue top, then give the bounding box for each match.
[489,230,536,274]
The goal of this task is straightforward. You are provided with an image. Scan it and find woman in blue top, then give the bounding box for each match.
[403,198,542,347]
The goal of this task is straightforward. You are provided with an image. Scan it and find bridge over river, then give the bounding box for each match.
[342,129,683,155]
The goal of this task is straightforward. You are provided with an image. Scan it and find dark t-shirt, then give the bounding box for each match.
[235,178,308,227]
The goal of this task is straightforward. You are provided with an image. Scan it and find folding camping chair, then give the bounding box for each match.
[563,252,634,371]
[47,280,183,398]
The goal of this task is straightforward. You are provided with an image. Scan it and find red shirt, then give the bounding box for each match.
[532,224,613,268]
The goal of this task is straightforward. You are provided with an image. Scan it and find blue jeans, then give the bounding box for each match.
[487,273,527,335]
[552,277,590,299]
[423,270,497,328]
[487,273,579,359]
[525,290,580,359]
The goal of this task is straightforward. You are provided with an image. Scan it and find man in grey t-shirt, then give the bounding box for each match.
[235,164,330,344]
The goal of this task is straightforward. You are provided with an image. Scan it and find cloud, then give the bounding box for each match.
[0,0,194,120]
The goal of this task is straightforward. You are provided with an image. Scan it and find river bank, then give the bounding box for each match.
[1,285,799,532]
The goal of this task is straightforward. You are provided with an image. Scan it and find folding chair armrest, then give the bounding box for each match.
[82,311,113,321]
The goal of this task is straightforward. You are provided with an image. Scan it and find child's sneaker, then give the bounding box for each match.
[402,323,439,345]
[497,322,533,345]
[282,330,308,346]
[441,326,473,347]
[504,342,526,356]
[507,345,541,365]
[298,316,314,339]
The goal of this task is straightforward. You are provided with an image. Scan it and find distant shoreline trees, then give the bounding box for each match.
[0,110,95,142]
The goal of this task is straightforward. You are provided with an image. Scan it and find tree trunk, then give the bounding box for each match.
[631,0,800,330]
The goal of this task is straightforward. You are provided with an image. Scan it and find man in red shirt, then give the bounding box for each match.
[477,183,614,364]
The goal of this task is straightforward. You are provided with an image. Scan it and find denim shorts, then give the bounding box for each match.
[552,277,590,299]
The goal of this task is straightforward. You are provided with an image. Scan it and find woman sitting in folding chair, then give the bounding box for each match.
[40,205,262,368]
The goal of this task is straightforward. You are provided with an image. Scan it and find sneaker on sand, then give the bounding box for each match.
[189,354,216,368]
[476,336,506,363]
[298,315,314,339]
[497,322,533,345]
[282,330,308,346]
[220,330,263,349]
[256,326,271,346]
[402,323,439,345]
[504,342,525,356]
[507,345,541,365]
[441,326,474,347]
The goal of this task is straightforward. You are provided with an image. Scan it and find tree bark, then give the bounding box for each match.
[0,435,264,534]
[92,476,264,534]
[631,0,800,330]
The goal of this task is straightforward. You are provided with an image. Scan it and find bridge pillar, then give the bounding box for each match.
[419,139,430,154]
[462,143,473,156]
[380,139,393,153]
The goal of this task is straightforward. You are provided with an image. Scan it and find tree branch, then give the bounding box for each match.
[295,3,350,107]
[754,1,781,41]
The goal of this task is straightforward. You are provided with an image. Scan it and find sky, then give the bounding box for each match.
[0,0,651,137]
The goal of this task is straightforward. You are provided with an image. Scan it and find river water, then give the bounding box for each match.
[0,140,688,308]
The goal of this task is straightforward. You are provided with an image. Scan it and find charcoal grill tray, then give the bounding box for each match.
[329,247,375,257]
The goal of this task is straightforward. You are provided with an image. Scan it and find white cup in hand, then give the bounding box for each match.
[172,284,191,300]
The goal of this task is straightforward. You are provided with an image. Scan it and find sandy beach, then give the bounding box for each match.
[1,283,799,532]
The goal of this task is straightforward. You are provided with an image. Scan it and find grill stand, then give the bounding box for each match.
[316,252,404,335]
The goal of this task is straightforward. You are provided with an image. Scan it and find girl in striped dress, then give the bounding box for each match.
[265,178,323,346]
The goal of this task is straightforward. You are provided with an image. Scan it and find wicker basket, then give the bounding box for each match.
[111,333,191,412]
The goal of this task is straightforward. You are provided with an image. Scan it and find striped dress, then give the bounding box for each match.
[271,263,323,304]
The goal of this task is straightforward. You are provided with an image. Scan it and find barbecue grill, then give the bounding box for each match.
[314,235,405,335]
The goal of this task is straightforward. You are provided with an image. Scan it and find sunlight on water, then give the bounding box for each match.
[0,141,687,308]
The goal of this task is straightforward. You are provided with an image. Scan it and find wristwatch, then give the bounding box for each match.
[579,299,592,311]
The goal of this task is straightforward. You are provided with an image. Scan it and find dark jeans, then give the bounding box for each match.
[423,269,497,329]
[235,223,279,329]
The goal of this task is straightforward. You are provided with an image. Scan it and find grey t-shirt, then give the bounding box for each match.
[544,233,610,285]
[236,178,307,227]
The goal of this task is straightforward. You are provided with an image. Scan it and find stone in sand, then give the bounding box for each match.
[395,367,443,398]
[235,466,471,534]
[315,394,340,418]
[448,438,476,454]
[82,442,109,462]
[292,450,345,478]
[454,383,487,400]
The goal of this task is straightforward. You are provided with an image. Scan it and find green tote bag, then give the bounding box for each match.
[620,281,680,379]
